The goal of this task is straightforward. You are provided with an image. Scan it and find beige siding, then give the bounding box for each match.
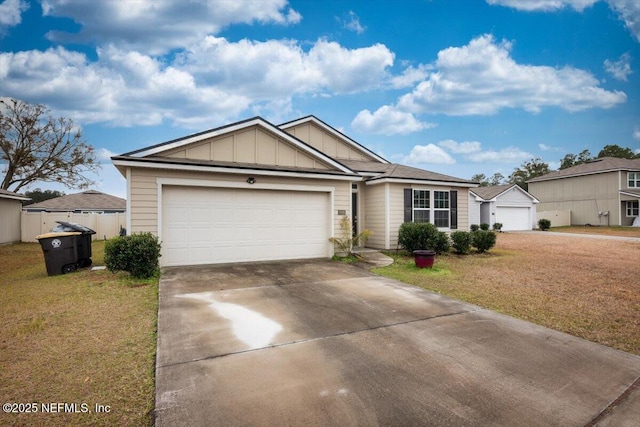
[285,122,378,162]
[0,199,22,244]
[162,125,329,170]
[128,167,350,241]
[528,172,621,226]
[363,184,386,249]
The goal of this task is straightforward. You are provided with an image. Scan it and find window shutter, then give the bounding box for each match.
[404,188,412,222]
[450,190,458,229]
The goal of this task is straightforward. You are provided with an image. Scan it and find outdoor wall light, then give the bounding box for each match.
[246,177,256,184]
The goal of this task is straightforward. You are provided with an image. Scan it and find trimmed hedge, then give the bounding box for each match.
[450,231,472,254]
[398,222,450,254]
[104,232,162,279]
[538,218,551,231]
[472,230,497,253]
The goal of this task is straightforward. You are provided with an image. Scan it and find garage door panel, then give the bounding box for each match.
[496,206,531,231]
[162,186,330,266]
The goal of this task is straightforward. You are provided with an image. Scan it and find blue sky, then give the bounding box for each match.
[1,0,639,198]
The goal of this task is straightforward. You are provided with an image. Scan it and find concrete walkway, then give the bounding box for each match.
[155,260,640,427]
[352,247,394,267]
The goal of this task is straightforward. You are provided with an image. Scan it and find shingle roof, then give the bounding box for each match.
[0,188,30,201]
[528,157,640,183]
[24,190,125,211]
[470,184,516,200]
[338,159,391,173]
[340,159,474,184]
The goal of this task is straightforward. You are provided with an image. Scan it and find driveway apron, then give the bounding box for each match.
[155,260,640,426]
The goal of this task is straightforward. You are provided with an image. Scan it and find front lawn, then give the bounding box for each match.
[550,225,640,238]
[0,241,158,427]
[373,233,640,356]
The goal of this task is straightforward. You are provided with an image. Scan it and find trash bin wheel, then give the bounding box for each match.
[78,258,92,268]
[62,264,77,274]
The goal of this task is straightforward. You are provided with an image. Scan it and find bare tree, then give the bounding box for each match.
[0,98,99,192]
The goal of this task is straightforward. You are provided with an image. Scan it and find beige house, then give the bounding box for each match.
[528,157,640,226]
[0,189,30,244]
[112,116,475,267]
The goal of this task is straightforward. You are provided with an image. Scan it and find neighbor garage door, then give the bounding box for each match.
[495,206,531,231]
[162,186,330,266]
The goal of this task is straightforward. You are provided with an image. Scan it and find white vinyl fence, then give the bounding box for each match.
[21,211,126,242]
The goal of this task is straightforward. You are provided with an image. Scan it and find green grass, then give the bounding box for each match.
[0,241,158,427]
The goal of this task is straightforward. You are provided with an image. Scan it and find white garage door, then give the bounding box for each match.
[162,186,330,266]
[495,206,531,231]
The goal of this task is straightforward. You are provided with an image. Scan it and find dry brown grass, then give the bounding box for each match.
[375,232,640,356]
[0,242,157,427]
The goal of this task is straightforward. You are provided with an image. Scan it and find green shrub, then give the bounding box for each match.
[480,223,490,231]
[470,224,480,232]
[538,218,551,231]
[492,222,503,232]
[398,222,450,254]
[472,230,497,253]
[450,231,472,254]
[105,233,162,279]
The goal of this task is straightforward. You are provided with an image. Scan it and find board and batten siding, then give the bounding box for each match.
[284,122,377,162]
[128,167,350,241]
[161,125,330,171]
[528,171,621,226]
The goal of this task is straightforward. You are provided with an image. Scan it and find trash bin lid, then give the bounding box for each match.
[36,231,82,239]
[55,221,96,234]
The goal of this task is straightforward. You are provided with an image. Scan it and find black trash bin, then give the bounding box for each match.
[36,231,82,276]
[52,221,96,268]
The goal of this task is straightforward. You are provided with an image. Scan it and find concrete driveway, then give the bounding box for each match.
[155,260,640,426]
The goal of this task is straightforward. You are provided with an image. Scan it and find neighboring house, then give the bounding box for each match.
[0,189,30,244]
[112,116,475,267]
[528,157,640,226]
[469,184,539,231]
[23,190,126,213]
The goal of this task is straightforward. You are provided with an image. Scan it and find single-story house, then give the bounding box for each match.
[469,184,539,231]
[112,115,476,267]
[528,157,640,226]
[0,188,30,244]
[23,190,126,213]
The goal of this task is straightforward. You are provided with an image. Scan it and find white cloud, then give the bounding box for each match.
[486,0,597,11]
[0,0,29,33]
[468,146,534,163]
[389,64,432,89]
[403,144,456,165]
[0,37,395,128]
[397,34,626,116]
[633,129,640,140]
[340,11,365,34]
[538,143,561,151]
[487,0,640,42]
[96,148,117,163]
[351,106,435,135]
[438,139,482,154]
[604,53,633,81]
[41,0,302,55]
[607,0,640,42]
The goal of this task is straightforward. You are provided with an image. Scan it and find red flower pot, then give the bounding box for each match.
[413,250,436,268]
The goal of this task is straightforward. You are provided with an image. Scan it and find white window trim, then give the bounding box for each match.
[412,188,451,230]
[626,200,639,217]
[629,172,640,188]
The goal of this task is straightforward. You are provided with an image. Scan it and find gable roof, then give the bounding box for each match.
[279,115,389,164]
[528,157,640,183]
[24,190,126,212]
[119,116,354,175]
[0,188,30,202]
[471,184,538,202]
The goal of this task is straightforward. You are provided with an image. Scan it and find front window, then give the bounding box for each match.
[627,201,639,217]
[433,191,450,228]
[413,189,449,228]
[629,172,640,188]
[413,190,430,223]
